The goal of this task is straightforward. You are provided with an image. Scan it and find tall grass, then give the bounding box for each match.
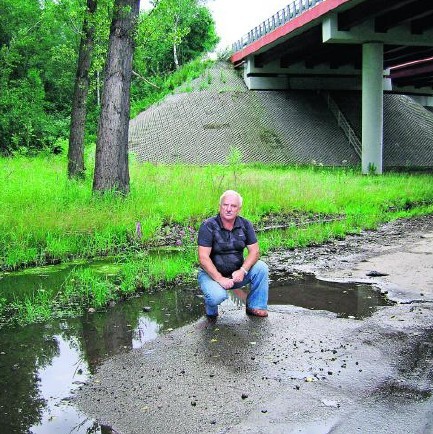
[10,288,52,325]
[1,154,432,272]
[1,153,432,324]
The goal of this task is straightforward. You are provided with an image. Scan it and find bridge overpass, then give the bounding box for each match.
[230,0,433,173]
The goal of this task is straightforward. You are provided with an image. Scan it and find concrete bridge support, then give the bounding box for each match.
[362,43,384,174]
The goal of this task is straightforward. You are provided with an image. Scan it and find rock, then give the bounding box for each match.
[366,270,389,277]
[321,399,340,408]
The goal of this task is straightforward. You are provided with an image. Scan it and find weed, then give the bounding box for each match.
[62,268,115,309]
[11,288,52,325]
[220,70,227,84]
[368,162,378,175]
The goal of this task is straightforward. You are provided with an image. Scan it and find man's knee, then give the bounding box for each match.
[252,260,268,277]
[206,288,228,306]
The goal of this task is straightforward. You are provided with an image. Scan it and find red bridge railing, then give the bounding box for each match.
[232,0,324,53]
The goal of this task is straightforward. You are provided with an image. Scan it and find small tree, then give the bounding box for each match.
[92,0,140,194]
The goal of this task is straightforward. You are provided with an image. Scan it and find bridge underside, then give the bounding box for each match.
[232,0,433,173]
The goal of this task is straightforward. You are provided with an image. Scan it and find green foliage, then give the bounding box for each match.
[146,251,196,282]
[130,57,214,117]
[135,0,218,75]
[1,153,432,273]
[11,289,53,325]
[0,0,218,155]
[0,297,7,318]
[62,267,115,309]
[227,146,243,167]
[368,162,378,175]
[179,6,219,62]
[0,0,80,154]
[210,146,244,190]
[0,69,50,153]
[131,0,219,113]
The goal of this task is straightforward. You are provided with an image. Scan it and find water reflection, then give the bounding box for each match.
[31,337,92,433]
[270,274,394,318]
[0,286,203,433]
[230,273,393,319]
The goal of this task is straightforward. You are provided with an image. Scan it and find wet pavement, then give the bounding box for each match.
[75,303,433,434]
[265,274,393,319]
[73,215,433,434]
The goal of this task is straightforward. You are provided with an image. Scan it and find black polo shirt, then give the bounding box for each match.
[198,214,258,277]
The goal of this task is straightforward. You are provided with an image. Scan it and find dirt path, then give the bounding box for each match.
[75,215,433,434]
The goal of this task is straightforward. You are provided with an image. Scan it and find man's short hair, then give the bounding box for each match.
[219,190,243,207]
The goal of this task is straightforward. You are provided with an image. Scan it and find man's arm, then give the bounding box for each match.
[232,242,260,283]
[198,245,234,289]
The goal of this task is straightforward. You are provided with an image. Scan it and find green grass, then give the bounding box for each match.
[1,153,432,325]
[10,288,53,325]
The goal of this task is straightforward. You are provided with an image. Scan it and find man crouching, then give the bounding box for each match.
[197,190,269,320]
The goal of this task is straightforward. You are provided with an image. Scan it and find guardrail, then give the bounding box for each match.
[232,0,324,53]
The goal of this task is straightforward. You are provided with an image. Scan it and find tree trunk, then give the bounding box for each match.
[92,0,140,195]
[68,0,97,180]
[173,15,180,69]
[173,42,179,69]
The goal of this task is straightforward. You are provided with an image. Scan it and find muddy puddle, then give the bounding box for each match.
[269,273,394,319]
[0,263,393,433]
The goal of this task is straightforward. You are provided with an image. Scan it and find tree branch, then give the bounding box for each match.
[132,70,160,88]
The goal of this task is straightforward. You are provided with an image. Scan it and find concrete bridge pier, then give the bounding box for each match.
[362,42,384,174]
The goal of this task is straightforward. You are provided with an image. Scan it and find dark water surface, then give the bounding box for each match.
[268,273,394,319]
[0,264,392,433]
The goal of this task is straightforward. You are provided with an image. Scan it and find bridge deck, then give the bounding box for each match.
[230,0,433,91]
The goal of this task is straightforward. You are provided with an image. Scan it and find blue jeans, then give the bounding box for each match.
[197,260,269,316]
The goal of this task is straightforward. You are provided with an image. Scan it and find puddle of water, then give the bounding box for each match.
[268,274,394,319]
[0,258,121,302]
[0,284,203,434]
[230,273,393,319]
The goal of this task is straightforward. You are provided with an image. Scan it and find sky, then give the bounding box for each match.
[207,0,291,51]
[141,0,290,52]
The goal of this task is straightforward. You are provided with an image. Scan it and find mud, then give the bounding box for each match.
[74,214,433,434]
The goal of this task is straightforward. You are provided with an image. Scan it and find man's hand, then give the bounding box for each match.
[232,268,246,283]
[217,277,235,290]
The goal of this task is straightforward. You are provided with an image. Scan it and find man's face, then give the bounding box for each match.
[219,194,241,223]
